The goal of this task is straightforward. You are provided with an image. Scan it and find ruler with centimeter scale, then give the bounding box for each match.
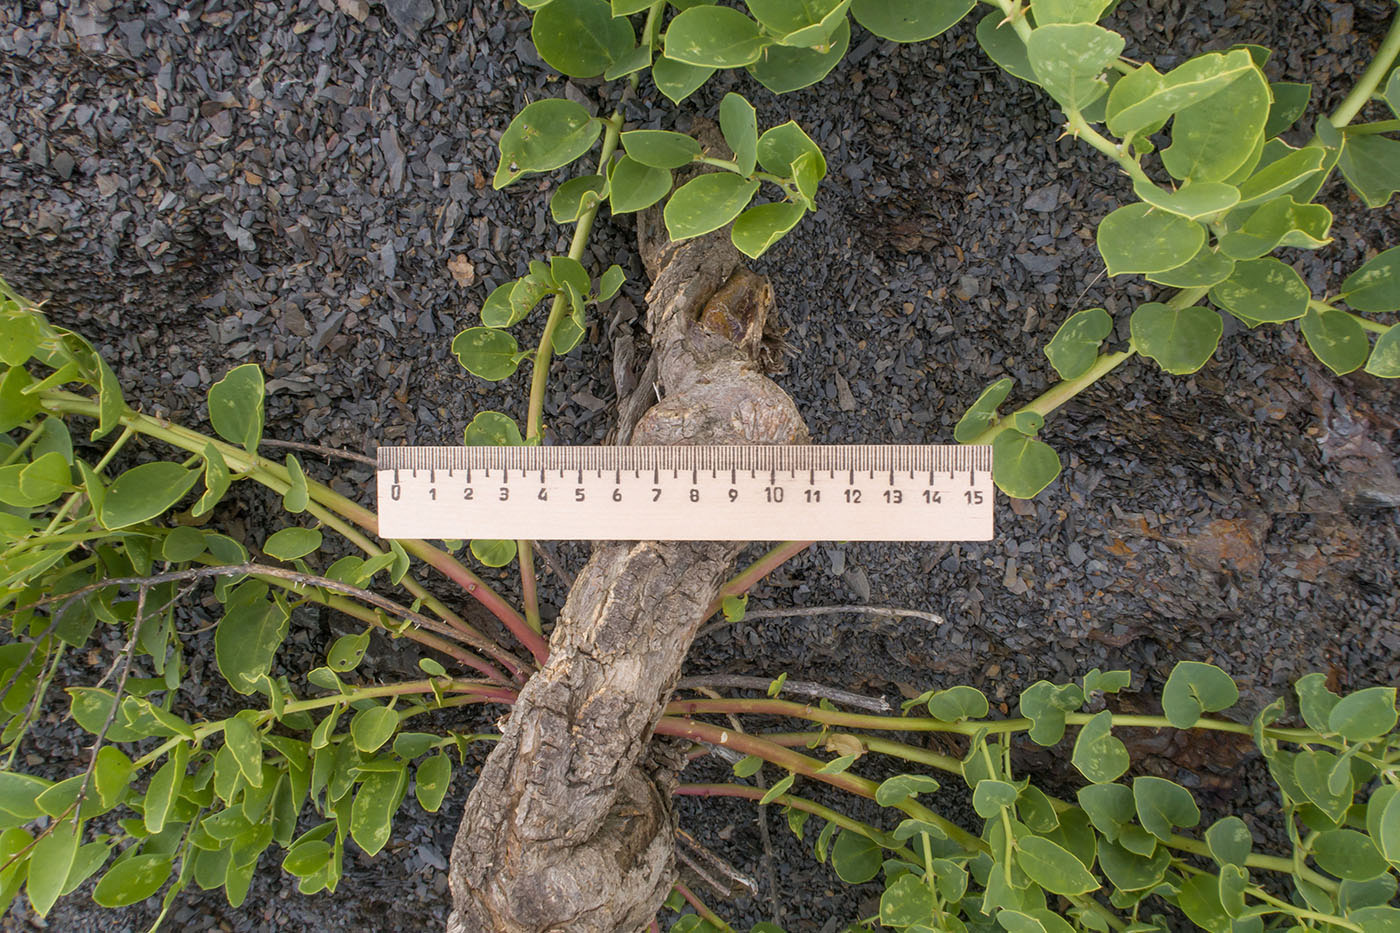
[375,445,993,542]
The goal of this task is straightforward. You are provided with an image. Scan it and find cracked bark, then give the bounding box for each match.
[446,185,808,932]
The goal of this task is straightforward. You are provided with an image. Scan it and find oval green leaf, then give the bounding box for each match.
[731,202,806,259]
[452,327,522,381]
[621,130,701,169]
[208,363,265,454]
[92,853,172,908]
[531,0,635,78]
[1096,202,1205,276]
[1209,257,1309,325]
[664,174,760,240]
[1130,302,1222,375]
[1341,245,1400,313]
[1301,305,1368,376]
[609,155,673,214]
[494,99,601,189]
[664,6,764,67]
[992,431,1061,499]
[100,462,201,529]
[1044,308,1112,379]
[850,0,974,42]
[263,526,322,561]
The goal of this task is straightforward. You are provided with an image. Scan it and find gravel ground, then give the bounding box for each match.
[1,0,1398,930]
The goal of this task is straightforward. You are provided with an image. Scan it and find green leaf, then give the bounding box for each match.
[0,366,41,433]
[830,830,881,883]
[494,99,600,189]
[193,442,230,517]
[1133,776,1200,842]
[1026,24,1124,110]
[1072,709,1129,783]
[0,308,42,366]
[992,431,1060,499]
[664,6,764,67]
[0,772,51,826]
[1077,782,1134,841]
[1301,305,1368,376]
[452,327,522,381]
[1178,873,1231,933]
[954,377,1013,442]
[1370,785,1400,862]
[531,0,634,77]
[208,363,265,455]
[143,743,188,834]
[744,0,848,45]
[161,525,206,563]
[415,752,451,812]
[1313,829,1388,881]
[1366,325,1400,378]
[93,746,134,810]
[469,538,516,568]
[350,764,408,857]
[1234,144,1327,209]
[1096,203,1205,276]
[850,0,974,42]
[1217,195,1332,260]
[892,819,947,843]
[1328,686,1397,743]
[603,42,653,81]
[462,411,523,446]
[759,773,795,805]
[1032,0,1110,24]
[1161,661,1238,728]
[731,203,806,259]
[1130,302,1222,375]
[1350,907,1400,932]
[756,121,825,181]
[1018,680,1086,745]
[1295,750,1352,822]
[927,685,989,721]
[597,265,625,301]
[1265,81,1311,137]
[351,705,399,754]
[550,257,590,299]
[1161,64,1269,183]
[224,713,264,788]
[1131,180,1239,221]
[9,450,72,507]
[1146,245,1235,290]
[550,175,608,225]
[621,130,701,169]
[1296,672,1343,733]
[1342,245,1400,312]
[1016,835,1100,895]
[27,819,80,916]
[719,92,758,176]
[67,687,142,742]
[651,57,715,104]
[747,19,850,94]
[880,872,937,927]
[327,631,371,672]
[1209,257,1310,325]
[215,582,289,695]
[972,779,1021,818]
[93,853,172,907]
[263,526,322,561]
[664,174,760,239]
[609,155,673,214]
[875,773,941,807]
[1338,133,1400,208]
[1387,68,1400,119]
[1106,50,1255,142]
[1204,816,1252,868]
[1083,669,1131,695]
[1098,838,1169,892]
[1044,308,1112,379]
[100,462,201,529]
[280,452,309,513]
[976,11,1037,84]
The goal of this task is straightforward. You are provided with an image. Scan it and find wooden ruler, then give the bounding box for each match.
[375,445,993,541]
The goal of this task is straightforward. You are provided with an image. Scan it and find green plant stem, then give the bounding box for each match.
[965,286,1210,446]
[755,731,965,775]
[1163,832,1338,894]
[664,697,1328,744]
[672,882,735,932]
[516,545,542,637]
[0,421,43,467]
[1329,7,1400,127]
[37,390,544,663]
[702,540,814,620]
[654,716,981,851]
[675,783,918,863]
[131,677,518,769]
[1064,110,1153,188]
[1342,118,1400,135]
[989,0,1033,44]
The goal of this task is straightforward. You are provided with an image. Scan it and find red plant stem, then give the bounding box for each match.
[702,540,813,619]
[665,697,945,731]
[398,539,549,666]
[673,882,731,931]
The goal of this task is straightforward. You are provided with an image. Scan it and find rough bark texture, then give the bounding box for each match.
[446,180,808,932]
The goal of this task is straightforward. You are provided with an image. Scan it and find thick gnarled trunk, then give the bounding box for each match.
[446,207,807,931]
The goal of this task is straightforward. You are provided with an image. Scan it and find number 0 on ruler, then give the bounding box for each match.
[376,445,993,542]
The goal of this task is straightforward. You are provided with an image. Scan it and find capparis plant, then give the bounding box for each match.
[0,0,1397,929]
[667,662,1400,933]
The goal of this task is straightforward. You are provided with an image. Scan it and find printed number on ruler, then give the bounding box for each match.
[376,445,993,542]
